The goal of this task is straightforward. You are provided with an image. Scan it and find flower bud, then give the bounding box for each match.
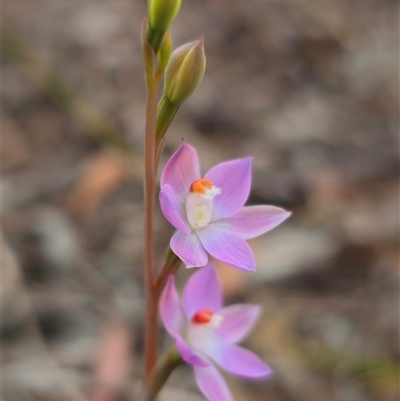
[158,31,173,71]
[147,0,182,53]
[164,39,206,106]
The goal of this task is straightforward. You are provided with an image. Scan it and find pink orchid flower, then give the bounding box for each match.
[160,264,272,401]
[160,142,290,270]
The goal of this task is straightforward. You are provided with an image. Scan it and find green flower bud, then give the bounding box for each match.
[158,31,173,71]
[164,38,206,106]
[147,0,182,53]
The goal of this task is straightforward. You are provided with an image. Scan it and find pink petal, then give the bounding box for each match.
[197,225,255,271]
[161,142,201,201]
[194,364,234,401]
[159,276,186,338]
[206,342,272,378]
[219,205,291,239]
[183,265,222,319]
[216,304,261,343]
[175,334,210,367]
[170,231,209,268]
[204,158,252,220]
[159,184,191,233]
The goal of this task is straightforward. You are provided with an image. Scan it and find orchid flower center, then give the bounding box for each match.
[187,309,223,352]
[192,308,214,324]
[186,179,221,229]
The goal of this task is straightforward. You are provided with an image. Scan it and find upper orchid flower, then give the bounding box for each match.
[159,142,290,271]
[160,264,272,401]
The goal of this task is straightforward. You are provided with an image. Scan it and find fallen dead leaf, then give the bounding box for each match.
[66,152,129,217]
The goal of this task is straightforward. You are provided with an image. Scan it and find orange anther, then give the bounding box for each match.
[192,309,214,324]
[190,179,214,194]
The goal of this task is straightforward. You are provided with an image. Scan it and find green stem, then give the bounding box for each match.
[154,135,167,172]
[156,96,180,145]
[154,96,179,171]
[154,248,182,298]
[145,346,184,401]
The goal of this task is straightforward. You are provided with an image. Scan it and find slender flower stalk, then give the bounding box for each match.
[155,95,180,145]
[154,247,182,297]
[145,346,184,401]
[142,19,162,383]
[142,9,206,391]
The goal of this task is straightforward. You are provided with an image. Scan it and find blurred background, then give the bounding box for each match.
[2,0,399,400]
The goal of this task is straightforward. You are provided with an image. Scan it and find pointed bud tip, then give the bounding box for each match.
[164,39,206,106]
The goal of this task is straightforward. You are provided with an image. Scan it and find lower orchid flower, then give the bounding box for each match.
[159,141,290,271]
[160,264,272,401]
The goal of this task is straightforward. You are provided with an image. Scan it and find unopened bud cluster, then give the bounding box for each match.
[145,0,206,142]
